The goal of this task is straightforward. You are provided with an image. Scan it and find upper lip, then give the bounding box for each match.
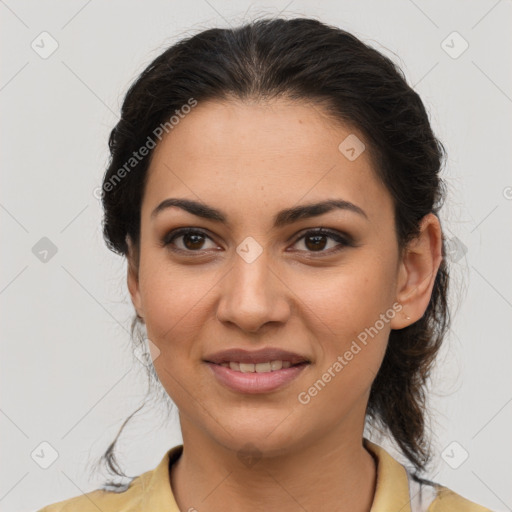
[204,348,310,365]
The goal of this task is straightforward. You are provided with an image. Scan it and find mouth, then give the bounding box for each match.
[203,347,310,366]
[203,347,311,394]
[211,360,307,373]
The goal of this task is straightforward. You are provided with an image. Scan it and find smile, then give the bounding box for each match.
[206,361,309,394]
[218,360,293,373]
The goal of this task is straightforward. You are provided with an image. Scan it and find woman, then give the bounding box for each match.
[38,16,492,512]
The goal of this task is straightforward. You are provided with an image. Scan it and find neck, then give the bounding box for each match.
[170,419,377,512]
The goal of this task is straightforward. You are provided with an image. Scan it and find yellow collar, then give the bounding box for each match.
[138,438,413,511]
[363,438,413,512]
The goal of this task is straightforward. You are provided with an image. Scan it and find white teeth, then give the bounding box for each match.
[255,362,271,373]
[239,363,255,373]
[221,360,297,373]
[270,360,283,371]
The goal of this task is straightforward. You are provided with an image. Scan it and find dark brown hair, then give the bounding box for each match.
[96,16,449,486]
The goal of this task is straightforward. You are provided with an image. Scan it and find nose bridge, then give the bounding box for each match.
[216,246,288,332]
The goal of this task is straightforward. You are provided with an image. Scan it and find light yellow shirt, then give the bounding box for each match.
[37,438,493,511]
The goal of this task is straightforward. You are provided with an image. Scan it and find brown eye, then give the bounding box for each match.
[304,234,328,251]
[181,232,206,250]
[162,228,217,252]
[291,228,354,254]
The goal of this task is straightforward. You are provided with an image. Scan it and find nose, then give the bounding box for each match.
[215,249,291,334]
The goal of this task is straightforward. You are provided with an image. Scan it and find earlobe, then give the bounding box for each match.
[126,236,144,320]
[390,213,443,330]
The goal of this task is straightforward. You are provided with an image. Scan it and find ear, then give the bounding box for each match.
[126,236,144,322]
[390,213,443,330]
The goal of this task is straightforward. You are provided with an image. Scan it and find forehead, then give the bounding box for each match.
[142,98,393,224]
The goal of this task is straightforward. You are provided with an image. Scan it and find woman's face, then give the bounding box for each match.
[128,98,409,455]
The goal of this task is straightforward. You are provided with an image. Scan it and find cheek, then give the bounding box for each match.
[137,256,216,353]
[291,254,397,391]
[138,261,214,406]
[295,254,397,341]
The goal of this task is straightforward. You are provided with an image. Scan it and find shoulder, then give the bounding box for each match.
[428,484,495,512]
[408,474,495,512]
[36,477,144,511]
[363,438,493,512]
[36,445,182,512]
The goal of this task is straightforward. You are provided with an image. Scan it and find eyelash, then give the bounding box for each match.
[161,227,354,257]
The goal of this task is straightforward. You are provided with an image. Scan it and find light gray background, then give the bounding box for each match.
[1,1,511,511]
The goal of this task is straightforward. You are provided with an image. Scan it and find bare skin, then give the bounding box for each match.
[126,97,443,511]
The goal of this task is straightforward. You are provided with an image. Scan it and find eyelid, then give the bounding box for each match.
[160,227,219,251]
[161,226,355,255]
[288,227,355,253]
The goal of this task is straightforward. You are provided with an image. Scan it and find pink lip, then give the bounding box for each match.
[206,362,309,394]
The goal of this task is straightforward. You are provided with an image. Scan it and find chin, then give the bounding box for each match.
[210,419,306,458]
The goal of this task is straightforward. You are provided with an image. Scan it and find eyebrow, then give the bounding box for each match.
[151,197,368,227]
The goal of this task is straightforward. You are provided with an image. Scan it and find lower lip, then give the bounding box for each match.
[206,362,308,394]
